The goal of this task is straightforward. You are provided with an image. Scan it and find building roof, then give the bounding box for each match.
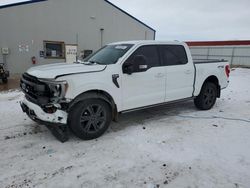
[0,0,156,34]
[104,0,155,33]
[186,40,250,46]
[0,0,47,9]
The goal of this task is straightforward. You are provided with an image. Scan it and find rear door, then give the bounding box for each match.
[159,45,195,101]
[121,45,166,110]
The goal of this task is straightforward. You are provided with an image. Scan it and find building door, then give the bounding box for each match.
[65,45,78,63]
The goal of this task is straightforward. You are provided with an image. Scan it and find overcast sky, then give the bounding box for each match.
[109,0,250,41]
[1,0,250,41]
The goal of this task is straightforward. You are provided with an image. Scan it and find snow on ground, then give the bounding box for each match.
[0,68,250,188]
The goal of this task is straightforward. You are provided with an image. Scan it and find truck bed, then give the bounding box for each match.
[193,59,229,97]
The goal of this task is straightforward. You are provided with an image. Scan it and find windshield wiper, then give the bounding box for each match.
[89,60,102,65]
[76,60,97,65]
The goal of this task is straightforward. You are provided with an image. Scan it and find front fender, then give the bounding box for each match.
[65,81,122,111]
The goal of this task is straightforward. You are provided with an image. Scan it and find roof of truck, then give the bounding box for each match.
[109,40,185,46]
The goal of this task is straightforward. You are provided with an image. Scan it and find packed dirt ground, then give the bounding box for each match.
[0,75,20,92]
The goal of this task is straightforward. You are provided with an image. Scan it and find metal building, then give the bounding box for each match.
[187,41,250,67]
[0,0,155,74]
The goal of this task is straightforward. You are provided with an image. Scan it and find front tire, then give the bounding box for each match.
[194,82,217,110]
[69,99,112,140]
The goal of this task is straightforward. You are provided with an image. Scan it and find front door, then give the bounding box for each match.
[121,45,166,111]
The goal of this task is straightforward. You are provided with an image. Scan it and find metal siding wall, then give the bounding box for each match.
[0,54,3,64]
[0,0,155,74]
[189,45,250,67]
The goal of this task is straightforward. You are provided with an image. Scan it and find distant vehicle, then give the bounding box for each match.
[0,63,9,83]
[20,41,230,142]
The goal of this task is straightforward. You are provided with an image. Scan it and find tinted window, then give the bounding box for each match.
[126,45,160,73]
[160,45,188,66]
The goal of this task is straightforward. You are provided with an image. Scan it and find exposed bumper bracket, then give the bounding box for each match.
[20,101,69,142]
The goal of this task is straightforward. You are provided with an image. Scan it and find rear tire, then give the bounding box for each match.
[69,99,112,140]
[194,82,217,110]
[2,78,8,83]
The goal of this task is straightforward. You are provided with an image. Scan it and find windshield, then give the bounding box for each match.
[83,44,133,65]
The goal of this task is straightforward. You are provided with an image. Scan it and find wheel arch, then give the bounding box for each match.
[68,89,118,121]
[201,75,221,97]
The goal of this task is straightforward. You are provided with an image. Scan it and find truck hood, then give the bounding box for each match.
[26,63,107,79]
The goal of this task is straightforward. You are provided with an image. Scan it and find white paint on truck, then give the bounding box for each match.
[20,40,230,140]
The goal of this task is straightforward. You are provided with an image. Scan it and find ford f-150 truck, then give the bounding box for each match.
[20,41,230,142]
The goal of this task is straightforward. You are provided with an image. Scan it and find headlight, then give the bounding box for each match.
[50,81,68,98]
[51,84,62,97]
[39,79,68,98]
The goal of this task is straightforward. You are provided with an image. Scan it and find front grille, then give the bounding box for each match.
[20,73,50,105]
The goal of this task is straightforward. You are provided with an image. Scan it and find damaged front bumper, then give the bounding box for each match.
[20,98,69,142]
[21,98,68,124]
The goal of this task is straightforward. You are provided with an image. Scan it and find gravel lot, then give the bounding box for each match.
[0,68,250,188]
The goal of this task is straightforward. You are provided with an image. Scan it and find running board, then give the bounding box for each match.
[121,97,194,114]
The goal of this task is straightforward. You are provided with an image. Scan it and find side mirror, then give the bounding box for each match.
[123,62,134,75]
[123,55,148,75]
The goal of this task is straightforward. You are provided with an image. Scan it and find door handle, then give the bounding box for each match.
[155,73,164,78]
[139,65,148,70]
[185,70,192,74]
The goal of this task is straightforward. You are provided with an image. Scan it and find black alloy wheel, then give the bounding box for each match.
[80,104,106,133]
[69,99,112,140]
[203,87,216,107]
[194,82,217,110]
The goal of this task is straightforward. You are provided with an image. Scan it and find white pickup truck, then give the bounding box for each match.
[20,41,230,141]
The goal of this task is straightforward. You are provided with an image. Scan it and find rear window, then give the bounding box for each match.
[160,45,188,66]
